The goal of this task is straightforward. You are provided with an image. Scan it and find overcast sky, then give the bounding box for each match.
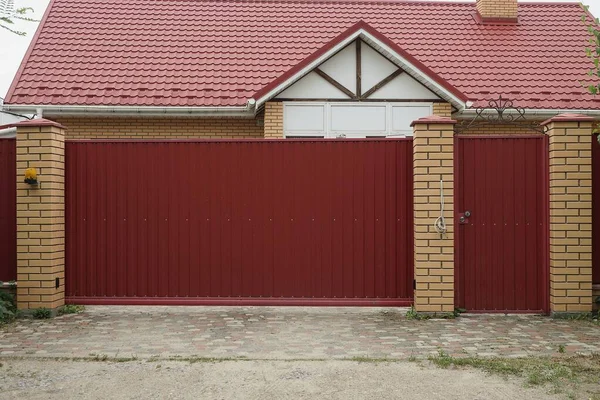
[1,0,599,100]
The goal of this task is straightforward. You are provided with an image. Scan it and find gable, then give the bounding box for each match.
[275,39,440,101]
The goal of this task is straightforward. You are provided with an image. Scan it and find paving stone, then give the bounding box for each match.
[0,306,599,360]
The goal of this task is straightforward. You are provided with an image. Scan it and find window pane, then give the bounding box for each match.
[330,105,386,133]
[391,105,431,134]
[284,104,326,134]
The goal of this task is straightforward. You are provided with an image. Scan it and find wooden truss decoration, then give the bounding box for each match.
[456,95,546,134]
[312,40,406,101]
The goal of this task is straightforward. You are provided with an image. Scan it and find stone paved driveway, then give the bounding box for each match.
[1,306,599,360]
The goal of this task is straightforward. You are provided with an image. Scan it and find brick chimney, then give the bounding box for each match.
[476,0,518,22]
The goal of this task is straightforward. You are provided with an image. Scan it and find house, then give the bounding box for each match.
[1,0,598,314]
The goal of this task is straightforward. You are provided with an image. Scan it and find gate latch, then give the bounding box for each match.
[458,211,471,225]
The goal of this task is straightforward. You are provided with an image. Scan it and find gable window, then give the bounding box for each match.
[283,102,432,138]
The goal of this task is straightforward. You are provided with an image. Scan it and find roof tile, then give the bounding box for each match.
[4,0,598,110]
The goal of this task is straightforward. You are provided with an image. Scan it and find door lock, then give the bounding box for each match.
[458,210,471,225]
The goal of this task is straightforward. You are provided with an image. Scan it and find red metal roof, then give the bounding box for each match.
[5,0,599,110]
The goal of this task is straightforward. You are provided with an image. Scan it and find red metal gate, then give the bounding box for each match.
[593,134,600,285]
[65,139,413,305]
[455,135,548,312]
[0,139,16,282]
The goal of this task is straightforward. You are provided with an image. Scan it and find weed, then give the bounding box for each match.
[558,344,566,354]
[58,305,85,315]
[0,291,16,324]
[525,363,573,386]
[31,308,52,319]
[428,350,454,368]
[427,351,600,398]
[405,306,431,321]
[555,312,594,321]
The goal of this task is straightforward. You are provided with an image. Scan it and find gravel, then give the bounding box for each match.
[0,359,563,400]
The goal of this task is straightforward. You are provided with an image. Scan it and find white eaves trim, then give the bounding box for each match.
[2,103,256,118]
[253,28,467,111]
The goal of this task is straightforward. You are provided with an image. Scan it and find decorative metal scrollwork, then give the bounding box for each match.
[456,96,546,134]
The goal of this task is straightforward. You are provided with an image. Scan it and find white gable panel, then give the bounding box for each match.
[369,73,440,100]
[319,42,356,95]
[284,104,326,134]
[361,43,399,93]
[391,105,432,134]
[278,71,350,99]
[330,105,387,133]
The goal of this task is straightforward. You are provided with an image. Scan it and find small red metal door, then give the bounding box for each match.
[455,135,548,313]
[0,139,16,282]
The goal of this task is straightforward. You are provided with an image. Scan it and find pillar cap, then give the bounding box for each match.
[410,115,457,127]
[541,113,595,126]
[1,118,66,130]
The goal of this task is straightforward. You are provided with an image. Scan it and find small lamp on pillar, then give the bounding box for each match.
[24,167,38,185]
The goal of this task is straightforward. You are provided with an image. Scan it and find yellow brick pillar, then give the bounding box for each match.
[411,116,457,313]
[264,101,284,138]
[15,119,66,311]
[542,113,595,314]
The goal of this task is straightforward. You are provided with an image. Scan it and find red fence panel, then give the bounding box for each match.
[0,139,16,282]
[455,135,548,312]
[65,139,414,305]
[593,135,600,284]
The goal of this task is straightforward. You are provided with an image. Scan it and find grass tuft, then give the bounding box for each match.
[58,305,85,315]
[428,350,600,398]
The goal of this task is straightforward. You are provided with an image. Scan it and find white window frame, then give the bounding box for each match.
[283,101,433,138]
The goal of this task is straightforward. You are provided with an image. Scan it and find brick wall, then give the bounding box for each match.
[411,116,456,313]
[53,116,264,139]
[544,115,594,313]
[459,123,542,135]
[432,103,452,118]
[15,120,66,310]
[264,102,284,138]
[476,0,518,20]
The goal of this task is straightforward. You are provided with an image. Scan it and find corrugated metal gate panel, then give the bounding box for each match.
[593,135,600,284]
[65,139,413,305]
[0,139,16,282]
[455,135,548,312]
